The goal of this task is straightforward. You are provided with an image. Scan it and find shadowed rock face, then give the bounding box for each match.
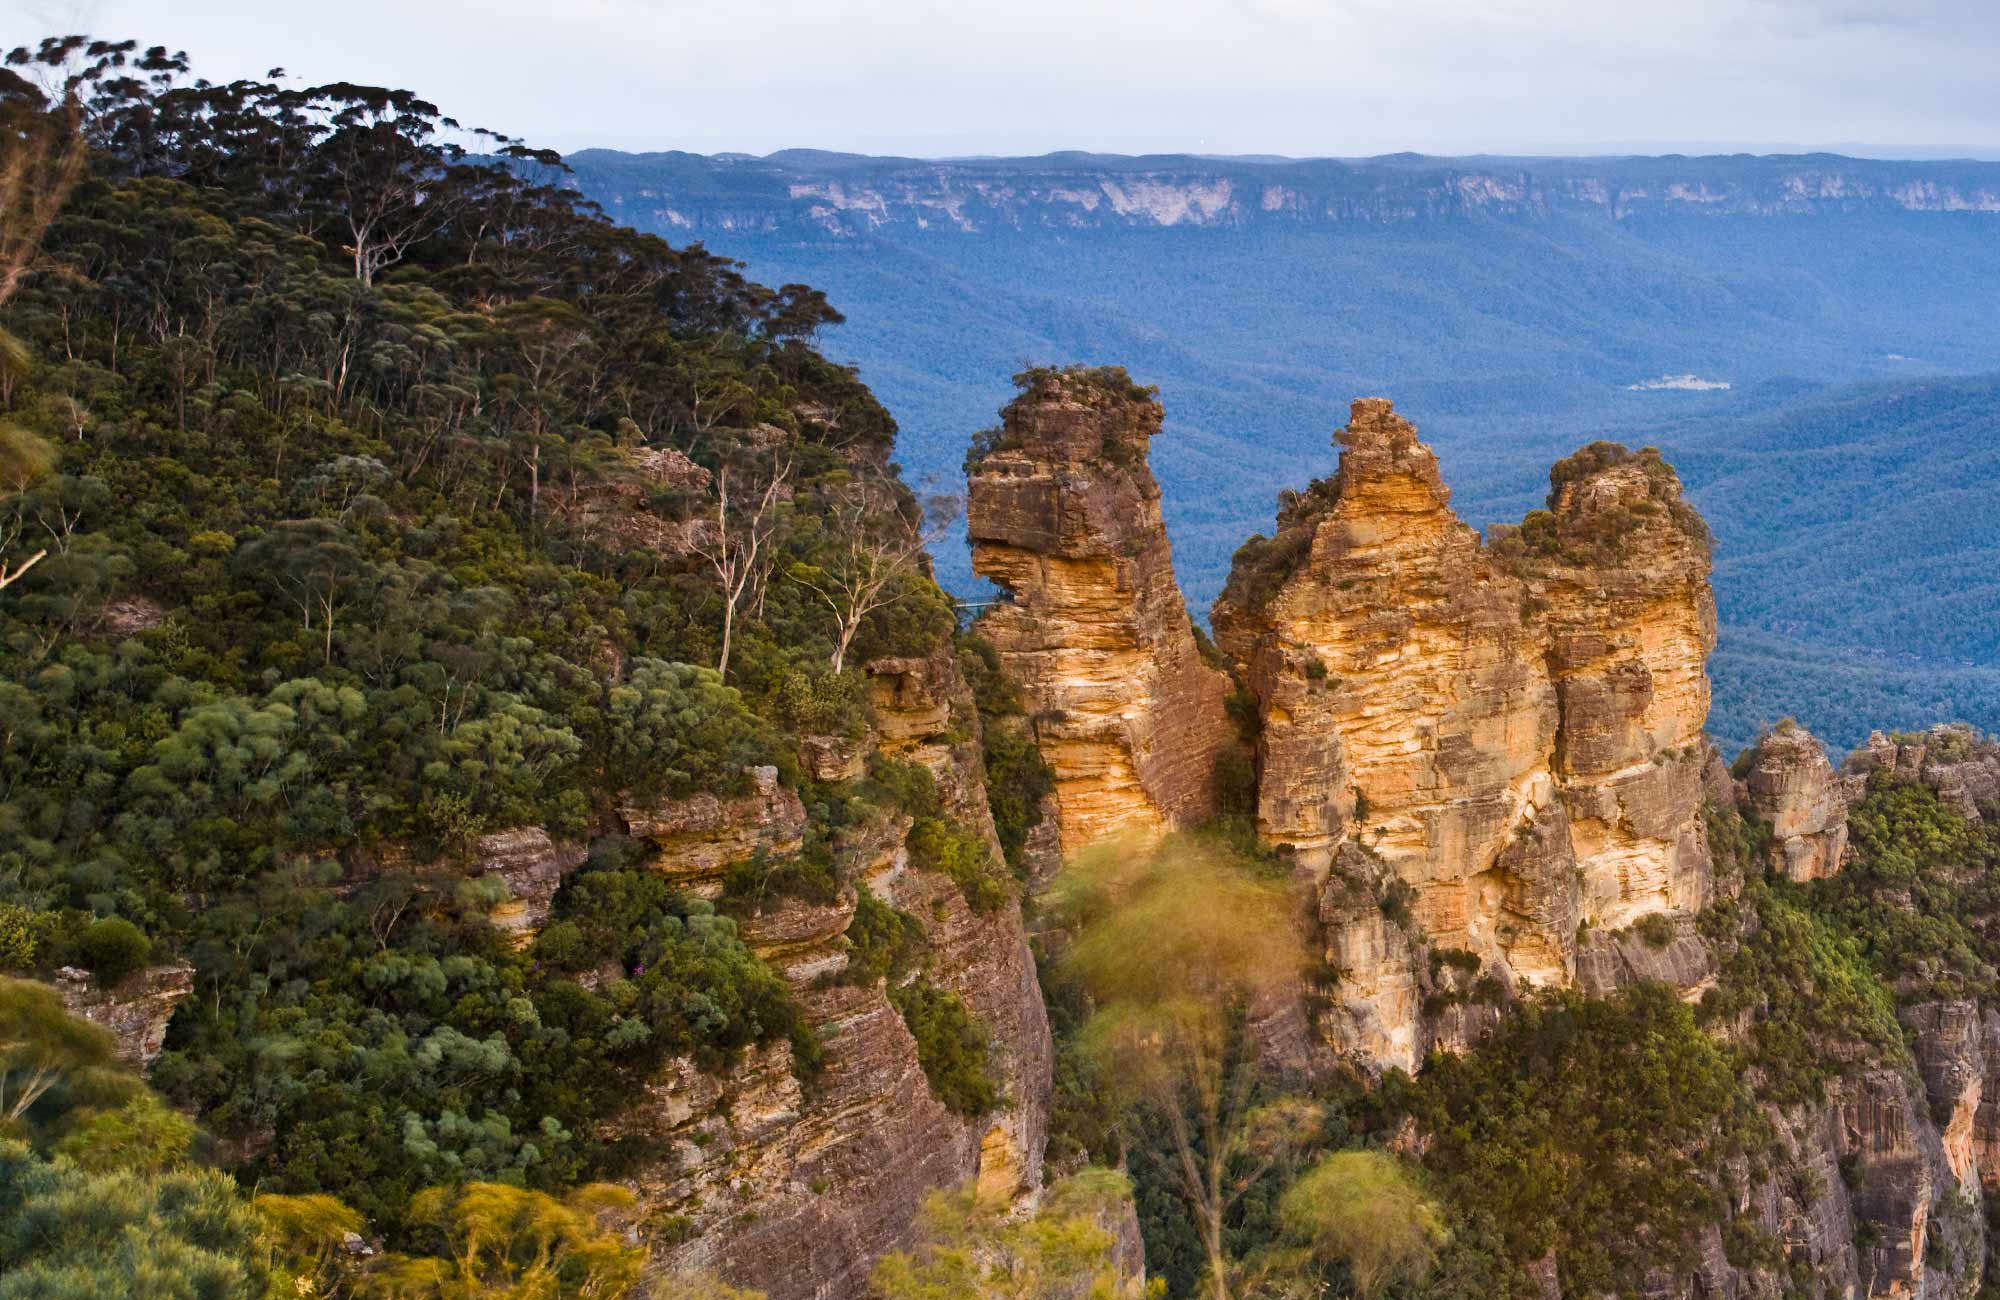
[1212,399,1716,1071]
[966,369,1232,855]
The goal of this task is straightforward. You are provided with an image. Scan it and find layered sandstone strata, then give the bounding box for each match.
[966,368,1231,854]
[627,647,1052,1300]
[1523,439,1718,930]
[1211,399,1716,1070]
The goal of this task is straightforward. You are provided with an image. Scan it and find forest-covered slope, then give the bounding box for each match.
[0,37,1060,1296]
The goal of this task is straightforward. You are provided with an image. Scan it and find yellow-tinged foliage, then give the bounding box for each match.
[1276,1150,1445,1297]
[0,85,86,309]
[870,1168,1154,1300]
[359,1181,644,1300]
[1055,832,1302,1077]
[254,1191,366,1298]
[1051,835,1311,1300]
[52,1092,195,1173]
[0,976,140,1136]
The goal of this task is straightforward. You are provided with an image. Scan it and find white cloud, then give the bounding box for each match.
[6,0,1999,156]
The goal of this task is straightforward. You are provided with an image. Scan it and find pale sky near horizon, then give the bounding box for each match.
[8,0,2000,159]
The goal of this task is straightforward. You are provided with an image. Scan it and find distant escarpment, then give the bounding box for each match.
[1208,398,1715,1070]
[965,367,1231,854]
[570,149,2000,239]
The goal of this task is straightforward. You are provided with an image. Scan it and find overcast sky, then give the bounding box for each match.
[10,0,2000,159]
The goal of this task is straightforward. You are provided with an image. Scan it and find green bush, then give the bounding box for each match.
[959,639,1056,876]
[1279,1150,1446,1297]
[888,979,998,1117]
[906,817,1013,914]
[0,905,57,974]
[1635,912,1677,949]
[844,889,924,987]
[73,919,150,986]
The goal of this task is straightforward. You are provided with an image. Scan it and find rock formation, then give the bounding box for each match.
[51,962,195,1068]
[1209,400,1715,1070]
[467,827,589,943]
[621,765,807,883]
[559,444,714,556]
[952,367,2000,1295]
[1742,722,1849,881]
[1847,723,2000,821]
[966,368,1231,854]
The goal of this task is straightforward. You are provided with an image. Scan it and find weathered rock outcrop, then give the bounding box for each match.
[1743,723,1849,881]
[621,765,807,883]
[469,827,589,943]
[1210,400,1715,1070]
[1847,724,2000,821]
[966,368,1231,854]
[558,443,714,556]
[1527,439,1717,933]
[624,647,1052,1300]
[51,962,195,1068]
[1573,912,1717,999]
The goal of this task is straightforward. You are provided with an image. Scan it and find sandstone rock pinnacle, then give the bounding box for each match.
[1213,399,1717,1070]
[965,367,1232,854]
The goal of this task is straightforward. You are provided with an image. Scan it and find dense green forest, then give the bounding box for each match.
[0,35,1022,1287]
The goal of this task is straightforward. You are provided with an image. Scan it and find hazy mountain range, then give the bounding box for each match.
[567,149,2000,752]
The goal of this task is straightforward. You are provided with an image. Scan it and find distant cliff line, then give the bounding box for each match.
[567,148,2000,237]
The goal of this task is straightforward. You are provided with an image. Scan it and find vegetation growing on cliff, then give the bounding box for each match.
[1698,884,1904,1107]
[1392,983,1770,1297]
[1817,770,2000,1002]
[1488,440,1710,570]
[1008,365,1158,412]
[872,1168,1150,1300]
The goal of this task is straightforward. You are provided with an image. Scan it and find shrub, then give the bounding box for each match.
[888,979,997,1116]
[74,918,150,986]
[906,817,1013,914]
[1379,879,1418,931]
[1635,912,1677,949]
[1279,1150,1446,1297]
[0,904,57,974]
[844,889,924,988]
